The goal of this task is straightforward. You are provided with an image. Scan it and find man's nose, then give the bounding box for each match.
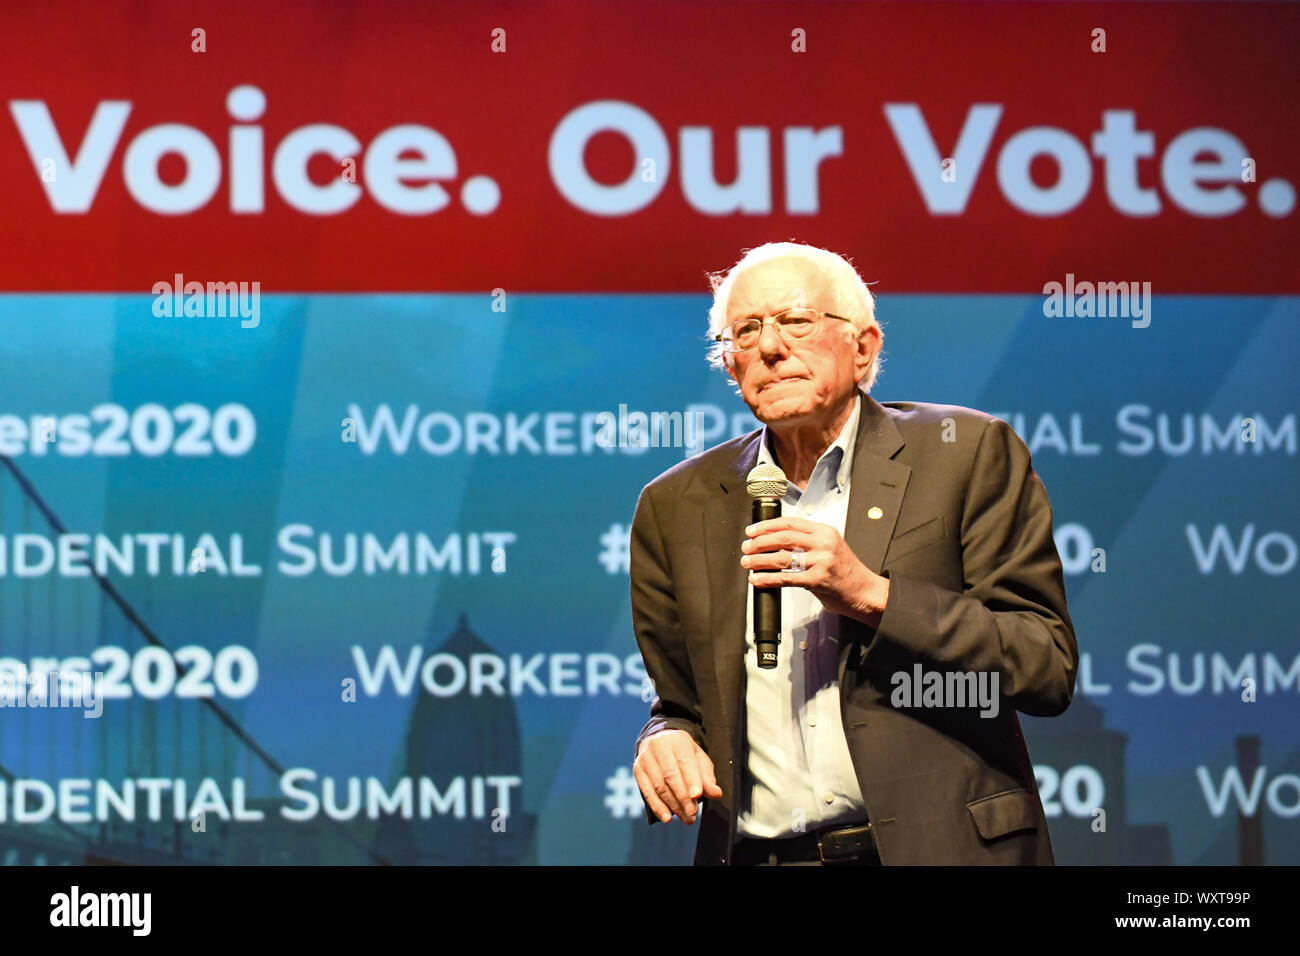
[757,320,789,360]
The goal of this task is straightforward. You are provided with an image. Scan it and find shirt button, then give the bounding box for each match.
[823,791,835,804]
[808,714,818,727]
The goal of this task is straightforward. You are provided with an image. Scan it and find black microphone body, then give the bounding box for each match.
[752,496,781,668]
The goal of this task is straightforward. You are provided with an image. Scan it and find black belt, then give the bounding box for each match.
[733,820,880,866]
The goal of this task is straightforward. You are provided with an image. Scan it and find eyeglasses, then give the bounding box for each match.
[714,308,855,353]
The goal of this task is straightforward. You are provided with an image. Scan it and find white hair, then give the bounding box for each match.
[705,241,884,392]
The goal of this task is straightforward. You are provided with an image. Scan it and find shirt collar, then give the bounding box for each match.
[757,393,861,494]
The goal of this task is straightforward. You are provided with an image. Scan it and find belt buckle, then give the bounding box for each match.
[817,838,832,865]
[817,821,872,865]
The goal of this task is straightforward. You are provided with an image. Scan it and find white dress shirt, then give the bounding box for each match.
[736,394,869,838]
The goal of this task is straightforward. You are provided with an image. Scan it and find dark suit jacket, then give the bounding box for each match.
[630,394,1079,865]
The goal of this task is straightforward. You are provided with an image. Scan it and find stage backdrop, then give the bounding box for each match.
[0,1,1296,865]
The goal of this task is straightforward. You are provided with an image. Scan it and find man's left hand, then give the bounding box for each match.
[741,516,889,627]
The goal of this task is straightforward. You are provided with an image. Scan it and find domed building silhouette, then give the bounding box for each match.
[371,612,535,864]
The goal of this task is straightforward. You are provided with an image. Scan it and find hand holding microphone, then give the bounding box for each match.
[743,464,891,639]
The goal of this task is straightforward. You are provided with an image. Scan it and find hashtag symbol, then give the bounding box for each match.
[604,766,643,819]
[598,523,631,574]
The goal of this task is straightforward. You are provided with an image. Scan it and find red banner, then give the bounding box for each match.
[2,1,1296,293]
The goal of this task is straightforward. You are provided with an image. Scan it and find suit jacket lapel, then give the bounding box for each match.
[703,431,761,753]
[842,395,909,574]
[839,395,910,680]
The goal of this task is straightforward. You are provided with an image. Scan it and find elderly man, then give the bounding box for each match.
[630,241,1078,866]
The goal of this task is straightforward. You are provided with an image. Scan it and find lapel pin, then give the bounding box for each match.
[867,506,884,520]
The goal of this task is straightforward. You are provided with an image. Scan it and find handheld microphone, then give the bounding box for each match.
[746,463,788,669]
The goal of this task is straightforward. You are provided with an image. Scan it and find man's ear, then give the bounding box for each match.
[856,325,880,379]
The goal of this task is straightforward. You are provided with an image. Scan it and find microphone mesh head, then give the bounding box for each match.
[746,462,788,498]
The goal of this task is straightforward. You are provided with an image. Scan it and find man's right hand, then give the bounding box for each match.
[633,729,724,824]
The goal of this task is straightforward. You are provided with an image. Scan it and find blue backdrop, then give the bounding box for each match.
[1,292,1296,864]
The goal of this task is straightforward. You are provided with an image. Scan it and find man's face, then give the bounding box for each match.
[723,257,878,427]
